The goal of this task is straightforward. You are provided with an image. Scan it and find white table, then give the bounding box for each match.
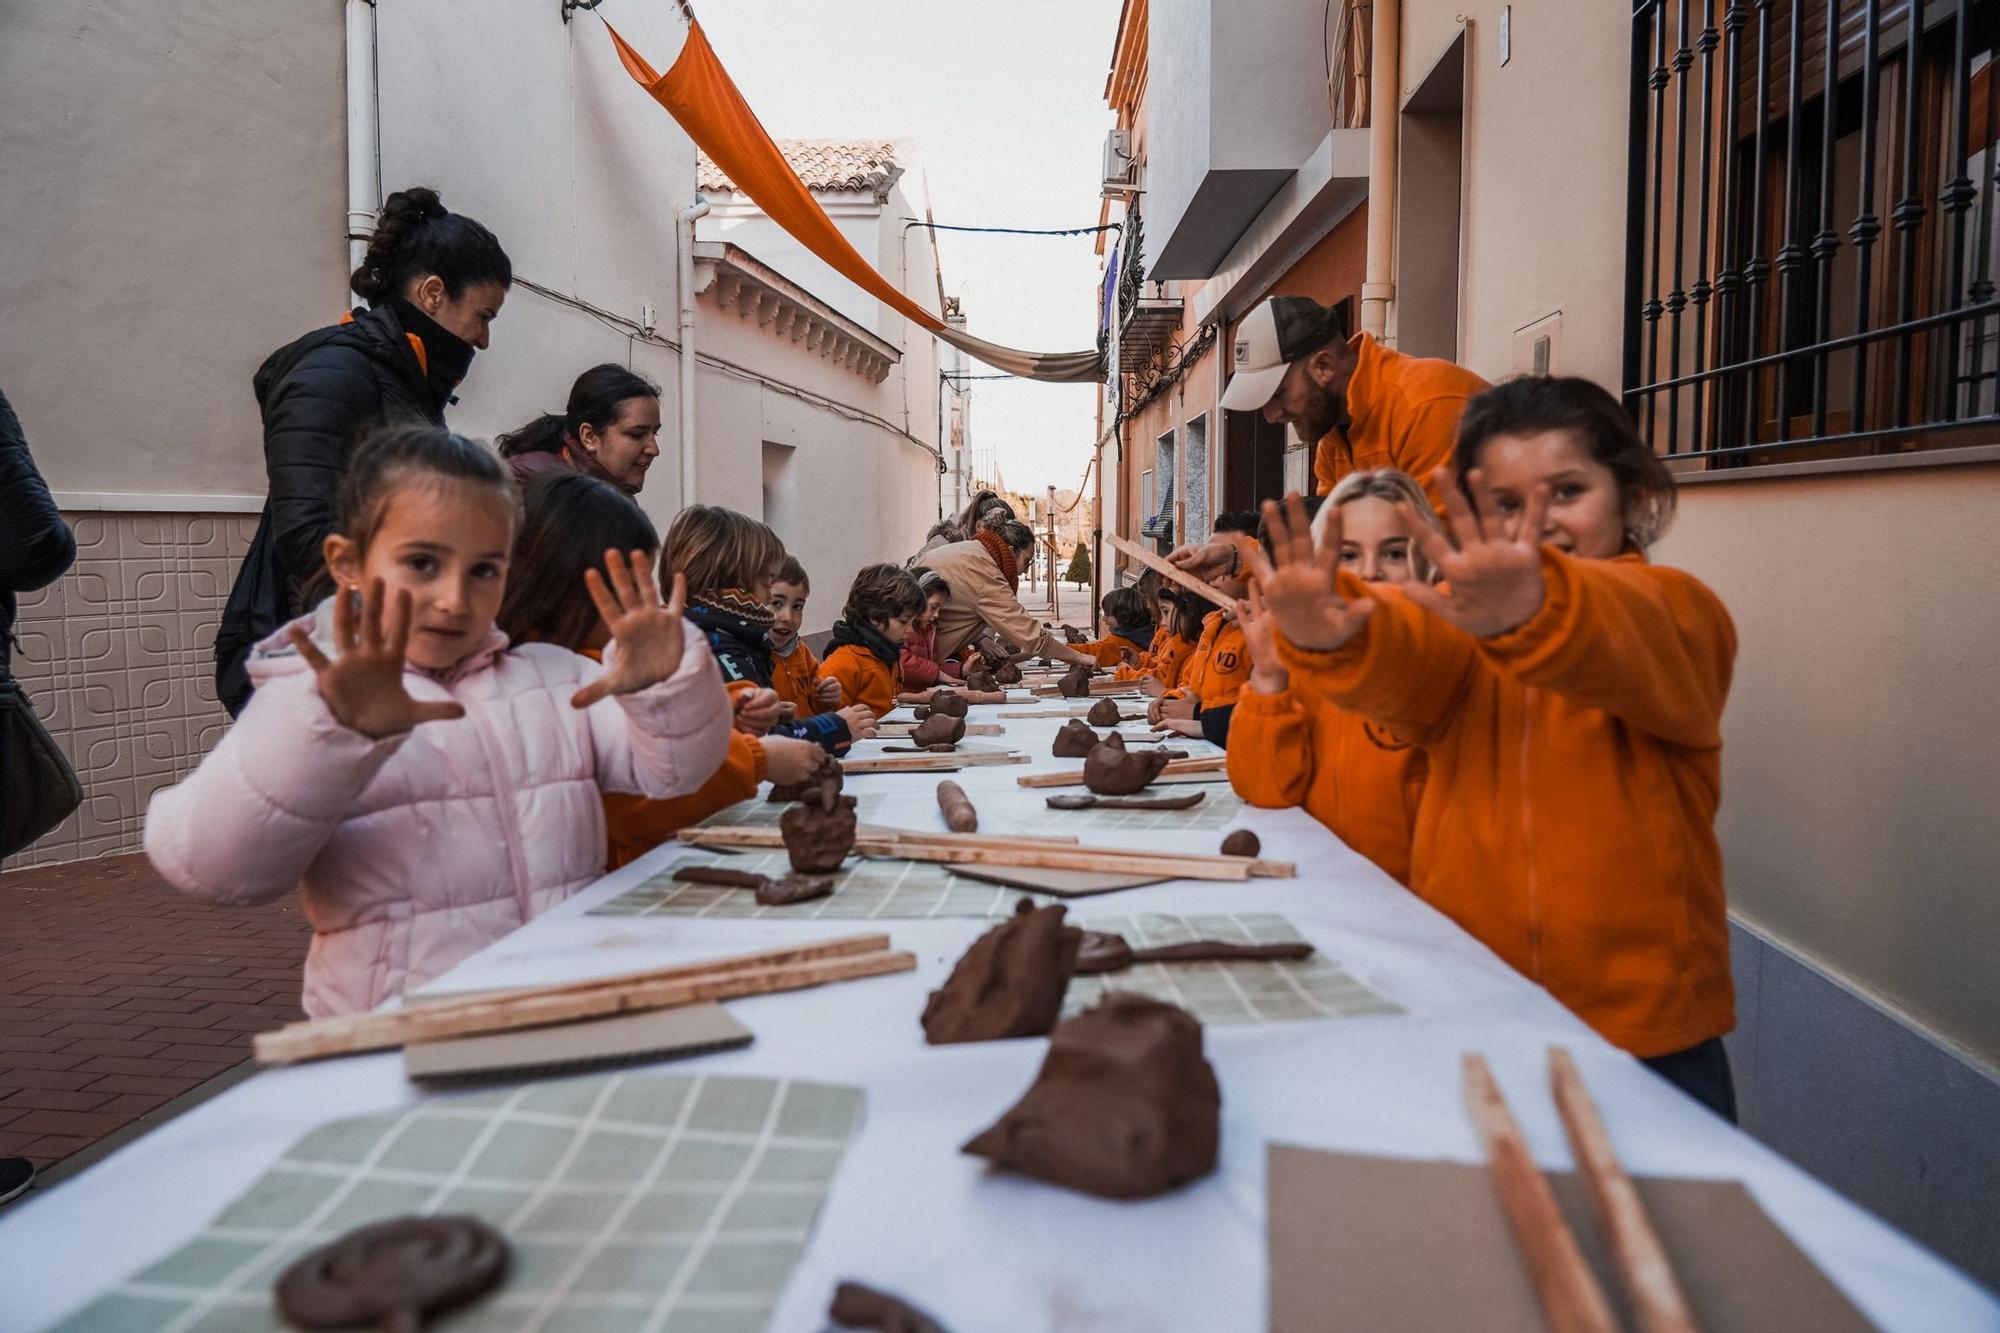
[7,703,1997,1331]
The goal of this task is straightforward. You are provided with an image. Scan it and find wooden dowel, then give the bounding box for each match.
[1016,756,1229,789]
[678,825,1290,880]
[699,826,1082,850]
[1548,1048,1699,1333]
[841,753,1027,773]
[256,938,910,1065]
[877,722,1002,737]
[1105,532,1234,608]
[1462,1053,1619,1333]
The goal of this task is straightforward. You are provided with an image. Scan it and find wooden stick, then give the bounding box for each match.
[841,752,1028,773]
[255,936,907,1065]
[1106,532,1234,609]
[679,827,1254,882]
[1016,755,1229,788]
[679,825,1292,879]
[1462,1053,1620,1333]
[877,722,1003,737]
[1548,1048,1699,1333]
[1033,679,1144,697]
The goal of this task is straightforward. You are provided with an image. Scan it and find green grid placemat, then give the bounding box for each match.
[54,1072,863,1333]
[590,850,1055,920]
[1065,912,1403,1025]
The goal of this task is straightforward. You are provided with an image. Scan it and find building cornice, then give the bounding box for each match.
[691,241,899,384]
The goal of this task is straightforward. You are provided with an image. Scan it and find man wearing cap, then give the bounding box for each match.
[1171,296,1488,575]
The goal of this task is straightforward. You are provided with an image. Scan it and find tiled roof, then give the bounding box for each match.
[697,139,904,195]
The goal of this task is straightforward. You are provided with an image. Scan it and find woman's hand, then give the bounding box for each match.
[571,551,689,708]
[1398,468,1550,638]
[837,704,877,739]
[733,688,784,737]
[1167,538,1239,582]
[1241,493,1376,653]
[761,736,826,786]
[289,579,466,740]
[1237,585,1289,695]
[813,676,844,709]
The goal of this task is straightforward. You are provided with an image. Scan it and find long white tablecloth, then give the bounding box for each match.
[7,704,1997,1331]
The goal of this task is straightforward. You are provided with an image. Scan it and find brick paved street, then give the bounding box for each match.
[0,853,307,1176]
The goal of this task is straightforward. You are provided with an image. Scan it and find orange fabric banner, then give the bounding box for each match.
[605,18,1103,385]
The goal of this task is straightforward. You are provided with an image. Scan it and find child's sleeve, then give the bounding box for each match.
[143,672,408,905]
[1277,574,1481,746]
[822,650,864,711]
[1478,553,1736,748]
[603,731,766,869]
[581,624,733,799]
[1198,701,1234,748]
[1226,687,1316,809]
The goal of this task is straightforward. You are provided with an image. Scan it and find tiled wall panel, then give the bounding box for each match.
[9,512,255,868]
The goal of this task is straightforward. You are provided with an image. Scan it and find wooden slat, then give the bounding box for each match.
[841,752,1028,773]
[875,722,1003,737]
[1462,1053,1620,1333]
[255,936,908,1065]
[1548,1048,1699,1333]
[1105,532,1235,608]
[1016,755,1229,788]
[677,826,1262,882]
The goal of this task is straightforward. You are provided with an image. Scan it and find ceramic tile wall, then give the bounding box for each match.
[10,512,256,868]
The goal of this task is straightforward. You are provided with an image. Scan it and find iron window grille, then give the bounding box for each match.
[1623,0,1999,466]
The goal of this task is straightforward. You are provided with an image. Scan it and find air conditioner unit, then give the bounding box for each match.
[1102,128,1139,192]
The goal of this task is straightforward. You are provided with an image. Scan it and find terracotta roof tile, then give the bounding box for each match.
[697,139,904,195]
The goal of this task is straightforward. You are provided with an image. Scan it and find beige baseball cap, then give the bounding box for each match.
[1220,296,1347,411]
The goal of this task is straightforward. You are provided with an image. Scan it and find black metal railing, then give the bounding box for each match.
[1624,0,1999,464]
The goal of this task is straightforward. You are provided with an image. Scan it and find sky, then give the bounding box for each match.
[693,0,1123,497]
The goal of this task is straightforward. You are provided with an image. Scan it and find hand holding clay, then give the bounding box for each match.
[762,736,827,787]
[922,901,1080,1044]
[962,993,1220,1199]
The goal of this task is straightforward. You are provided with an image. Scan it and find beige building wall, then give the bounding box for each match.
[0,2,346,869]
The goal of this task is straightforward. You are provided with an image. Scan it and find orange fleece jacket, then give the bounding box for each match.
[1145,634,1197,691]
[1077,629,1148,668]
[1227,686,1426,884]
[1113,625,1171,680]
[1312,332,1490,502]
[822,642,903,718]
[1170,611,1252,711]
[769,637,825,717]
[1278,550,1736,1057]
[602,676,767,870]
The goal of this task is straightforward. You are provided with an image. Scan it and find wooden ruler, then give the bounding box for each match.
[1105,532,1235,609]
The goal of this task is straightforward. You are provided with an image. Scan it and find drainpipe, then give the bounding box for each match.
[344,0,380,287]
[675,197,711,509]
[1360,0,1401,340]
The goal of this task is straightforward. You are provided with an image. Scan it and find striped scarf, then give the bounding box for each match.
[691,589,775,629]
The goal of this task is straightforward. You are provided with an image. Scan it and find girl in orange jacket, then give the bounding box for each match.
[1251,377,1737,1119]
[1226,471,1440,884]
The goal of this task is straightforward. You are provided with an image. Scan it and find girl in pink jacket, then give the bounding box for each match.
[145,426,731,1017]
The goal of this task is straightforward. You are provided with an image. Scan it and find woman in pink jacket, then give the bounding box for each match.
[144,425,731,1017]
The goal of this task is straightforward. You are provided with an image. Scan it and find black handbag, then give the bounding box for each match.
[0,669,82,861]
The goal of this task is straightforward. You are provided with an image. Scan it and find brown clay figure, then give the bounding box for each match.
[767,749,845,804]
[1220,829,1261,858]
[994,661,1023,685]
[961,993,1220,1199]
[1057,662,1095,697]
[928,689,970,718]
[936,780,978,833]
[1045,791,1205,812]
[922,901,1081,1044]
[275,1215,508,1332]
[1086,697,1124,727]
[1081,740,1170,796]
[780,785,859,873]
[963,667,999,693]
[1051,719,1102,758]
[911,713,966,747]
[829,1281,950,1333]
[756,873,836,907]
[672,865,770,889]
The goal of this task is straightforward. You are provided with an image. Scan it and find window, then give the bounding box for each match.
[1625,0,1999,466]
[761,442,795,543]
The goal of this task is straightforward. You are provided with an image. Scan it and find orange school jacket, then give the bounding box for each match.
[1144,634,1197,691]
[1077,628,1150,668]
[602,676,767,871]
[769,638,825,717]
[1227,687,1426,885]
[1278,551,1737,1058]
[1113,625,1171,680]
[1312,332,1490,501]
[1172,611,1252,711]
[822,643,903,719]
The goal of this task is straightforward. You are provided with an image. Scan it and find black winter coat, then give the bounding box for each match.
[0,387,77,678]
[215,302,458,715]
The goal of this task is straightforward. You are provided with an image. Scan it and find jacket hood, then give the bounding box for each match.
[830,618,901,666]
[246,596,511,688]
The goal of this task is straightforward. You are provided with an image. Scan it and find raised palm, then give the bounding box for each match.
[1241,493,1376,652]
[288,580,466,739]
[571,550,690,709]
[1398,468,1550,638]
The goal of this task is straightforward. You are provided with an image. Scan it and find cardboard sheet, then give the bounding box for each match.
[403,1002,752,1084]
[1268,1145,1876,1333]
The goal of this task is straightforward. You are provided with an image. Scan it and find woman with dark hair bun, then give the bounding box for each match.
[216,186,513,716]
[497,363,662,495]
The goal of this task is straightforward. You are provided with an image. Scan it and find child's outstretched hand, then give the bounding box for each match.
[1398,469,1550,638]
[1241,493,1375,652]
[289,579,466,739]
[1237,584,1289,695]
[571,551,689,708]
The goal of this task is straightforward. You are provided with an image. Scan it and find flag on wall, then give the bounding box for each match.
[602,13,1105,386]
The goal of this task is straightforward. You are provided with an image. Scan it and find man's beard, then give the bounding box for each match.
[1290,377,1346,447]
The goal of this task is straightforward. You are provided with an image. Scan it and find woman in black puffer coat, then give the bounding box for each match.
[215,187,512,715]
